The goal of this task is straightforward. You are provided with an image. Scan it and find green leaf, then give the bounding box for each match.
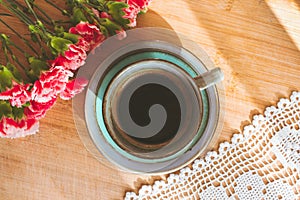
[54,25,65,34]
[6,63,22,82]
[49,36,72,55]
[0,101,13,120]
[22,101,31,107]
[12,106,24,120]
[62,32,79,44]
[100,25,109,37]
[26,57,48,81]
[88,0,100,4]
[100,18,122,36]
[71,7,87,25]
[28,24,39,34]
[0,100,24,120]
[26,69,38,82]
[28,57,48,71]
[107,1,130,26]
[0,65,14,92]
[10,2,18,9]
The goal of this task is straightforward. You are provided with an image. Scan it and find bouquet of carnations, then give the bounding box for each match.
[0,0,152,138]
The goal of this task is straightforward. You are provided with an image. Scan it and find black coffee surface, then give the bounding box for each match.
[128,83,181,145]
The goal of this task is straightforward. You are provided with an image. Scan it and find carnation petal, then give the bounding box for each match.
[0,117,39,138]
[60,78,88,100]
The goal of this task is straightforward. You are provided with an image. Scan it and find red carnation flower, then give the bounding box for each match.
[24,97,57,120]
[128,0,152,10]
[60,78,88,100]
[32,66,73,103]
[69,22,106,52]
[100,11,113,20]
[122,4,140,27]
[76,37,91,52]
[121,0,152,27]
[51,44,87,71]
[0,83,32,108]
[0,117,39,138]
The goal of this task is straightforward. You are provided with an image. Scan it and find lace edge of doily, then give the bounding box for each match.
[125,91,300,199]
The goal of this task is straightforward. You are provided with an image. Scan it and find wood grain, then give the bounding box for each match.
[1,0,300,199]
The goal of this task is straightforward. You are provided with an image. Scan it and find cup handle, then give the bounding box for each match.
[193,67,224,90]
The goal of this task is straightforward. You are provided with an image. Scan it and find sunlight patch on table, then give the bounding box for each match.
[266,0,300,51]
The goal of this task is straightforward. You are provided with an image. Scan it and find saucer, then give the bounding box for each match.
[72,28,224,174]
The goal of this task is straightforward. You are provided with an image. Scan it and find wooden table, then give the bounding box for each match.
[1,0,300,199]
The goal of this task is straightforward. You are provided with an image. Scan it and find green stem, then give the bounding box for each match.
[54,20,72,24]
[11,54,26,71]
[1,45,10,63]
[4,0,34,25]
[10,0,52,26]
[0,18,39,56]
[1,39,26,71]
[32,32,50,60]
[85,1,105,11]
[0,18,23,39]
[8,0,28,11]
[24,0,50,36]
[2,1,52,58]
[10,42,26,55]
[33,4,53,25]
[44,0,71,17]
[24,0,39,23]
[81,5,102,27]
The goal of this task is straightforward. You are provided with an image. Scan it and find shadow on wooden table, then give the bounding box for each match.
[137,9,174,29]
[294,0,300,6]
[185,0,300,139]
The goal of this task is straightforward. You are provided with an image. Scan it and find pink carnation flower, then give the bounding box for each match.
[116,29,127,40]
[76,37,91,52]
[69,22,106,52]
[24,97,57,120]
[122,4,140,27]
[0,117,39,138]
[0,83,32,108]
[51,44,87,71]
[100,11,113,20]
[121,0,152,27]
[92,8,100,18]
[60,78,88,100]
[128,0,152,10]
[32,66,73,103]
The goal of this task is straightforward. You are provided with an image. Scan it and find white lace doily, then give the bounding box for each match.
[125,91,300,200]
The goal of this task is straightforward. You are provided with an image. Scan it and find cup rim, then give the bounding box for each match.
[101,59,205,161]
